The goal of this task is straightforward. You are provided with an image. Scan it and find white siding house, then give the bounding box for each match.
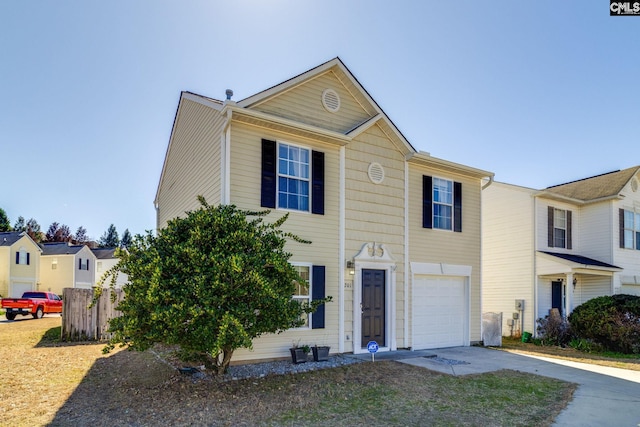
[483,167,640,336]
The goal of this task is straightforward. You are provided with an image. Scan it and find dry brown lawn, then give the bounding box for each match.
[1,317,577,426]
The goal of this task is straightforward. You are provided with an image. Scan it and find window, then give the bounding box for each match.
[52,259,58,270]
[621,209,640,250]
[16,248,29,265]
[292,264,311,327]
[79,258,89,270]
[278,143,310,211]
[97,261,103,273]
[547,207,572,249]
[422,176,462,232]
[261,139,324,215]
[553,209,567,248]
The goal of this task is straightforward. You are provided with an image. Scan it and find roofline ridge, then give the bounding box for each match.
[546,169,622,189]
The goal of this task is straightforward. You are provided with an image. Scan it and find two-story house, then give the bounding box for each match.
[39,242,97,295]
[482,167,640,336]
[92,247,128,288]
[0,231,42,297]
[155,58,493,361]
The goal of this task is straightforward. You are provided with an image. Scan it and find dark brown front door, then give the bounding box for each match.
[361,269,385,348]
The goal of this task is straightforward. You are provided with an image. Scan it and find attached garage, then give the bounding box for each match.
[10,281,34,298]
[412,272,470,350]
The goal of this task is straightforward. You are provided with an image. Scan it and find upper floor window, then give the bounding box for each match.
[278,143,310,211]
[16,247,30,265]
[79,258,89,270]
[547,207,572,249]
[621,209,640,250]
[261,139,324,215]
[422,176,462,232]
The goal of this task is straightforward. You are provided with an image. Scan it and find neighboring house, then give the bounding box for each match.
[0,231,42,297]
[39,242,96,295]
[154,57,493,361]
[483,167,640,337]
[92,247,128,288]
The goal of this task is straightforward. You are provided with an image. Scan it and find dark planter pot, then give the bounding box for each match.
[290,348,308,364]
[312,346,330,362]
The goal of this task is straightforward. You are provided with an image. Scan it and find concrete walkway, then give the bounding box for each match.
[354,346,640,426]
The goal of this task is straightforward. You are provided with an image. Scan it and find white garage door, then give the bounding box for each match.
[413,275,467,350]
[11,282,33,298]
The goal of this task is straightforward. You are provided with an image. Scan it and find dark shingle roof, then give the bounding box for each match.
[543,166,640,202]
[91,248,117,259]
[0,231,23,246]
[539,251,621,269]
[40,242,84,256]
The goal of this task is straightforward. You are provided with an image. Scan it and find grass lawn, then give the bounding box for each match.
[2,318,576,426]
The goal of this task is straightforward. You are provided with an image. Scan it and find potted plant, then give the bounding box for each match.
[312,345,330,362]
[289,343,310,364]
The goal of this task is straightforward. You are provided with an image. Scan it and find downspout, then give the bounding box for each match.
[533,194,538,336]
[404,158,409,349]
[338,146,345,353]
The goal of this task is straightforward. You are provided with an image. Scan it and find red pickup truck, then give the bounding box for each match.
[1,292,63,320]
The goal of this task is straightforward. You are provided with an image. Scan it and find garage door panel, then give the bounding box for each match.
[413,276,467,350]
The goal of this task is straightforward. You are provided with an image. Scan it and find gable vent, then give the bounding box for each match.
[632,178,638,192]
[368,162,385,184]
[322,89,340,113]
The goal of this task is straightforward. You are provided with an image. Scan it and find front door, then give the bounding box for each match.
[361,269,385,348]
[551,281,563,316]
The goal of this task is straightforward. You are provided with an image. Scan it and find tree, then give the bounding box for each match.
[99,224,119,247]
[120,228,132,250]
[26,218,43,242]
[101,197,330,374]
[13,216,25,232]
[45,223,72,242]
[0,208,10,232]
[74,226,89,244]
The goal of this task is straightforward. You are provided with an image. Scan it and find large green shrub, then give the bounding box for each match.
[568,294,640,354]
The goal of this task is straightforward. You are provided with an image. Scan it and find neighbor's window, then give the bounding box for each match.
[623,209,640,250]
[52,259,58,270]
[79,258,89,271]
[292,264,311,327]
[433,178,453,230]
[278,143,310,211]
[553,208,567,248]
[17,248,29,265]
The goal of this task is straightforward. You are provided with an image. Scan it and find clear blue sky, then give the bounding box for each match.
[1,1,638,240]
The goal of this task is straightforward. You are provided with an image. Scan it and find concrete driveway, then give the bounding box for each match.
[397,346,640,427]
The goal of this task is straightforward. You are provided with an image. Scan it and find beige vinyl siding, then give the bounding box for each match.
[345,124,406,348]
[39,255,75,296]
[409,165,483,343]
[574,276,611,306]
[536,198,576,253]
[156,98,225,228]
[0,246,9,296]
[482,183,536,335]
[579,202,612,262]
[229,121,341,362]
[252,71,372,134]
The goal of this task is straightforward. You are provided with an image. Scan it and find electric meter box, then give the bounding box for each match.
[515,299,525,311]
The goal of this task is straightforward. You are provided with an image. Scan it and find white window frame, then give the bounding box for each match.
[432,177,453,230]
[291,262,312,329]
[17,247,28,265]
[52,258,58,270]
[277,141,311,213]
[553,208,567,248]
[623,209,640,250]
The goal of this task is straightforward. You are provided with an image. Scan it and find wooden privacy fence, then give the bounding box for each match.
[61,288,124,341]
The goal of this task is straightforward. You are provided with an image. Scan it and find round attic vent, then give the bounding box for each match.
[368,162,385,184]
[322,89,340,113]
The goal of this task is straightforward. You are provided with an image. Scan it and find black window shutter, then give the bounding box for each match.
[454,181,462,232]
[16,252,19,264]
[620,208,625,248]
[79,258,82,270]
[422,175,433,229]
[548,207,554,247]
[260,139,277,208]
[311,265,326,329]
[87,259,89,270]
[566,210,572,249]
[26,253,30,265]
[311,150,325,215]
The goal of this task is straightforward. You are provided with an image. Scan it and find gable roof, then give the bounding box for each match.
[538,166,640,203]
[91,248,117,259]
[0,231,42,251]
[41,242,86,256]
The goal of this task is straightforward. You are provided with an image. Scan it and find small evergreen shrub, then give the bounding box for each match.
[569,294,640,354]
[536,313,572,346]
